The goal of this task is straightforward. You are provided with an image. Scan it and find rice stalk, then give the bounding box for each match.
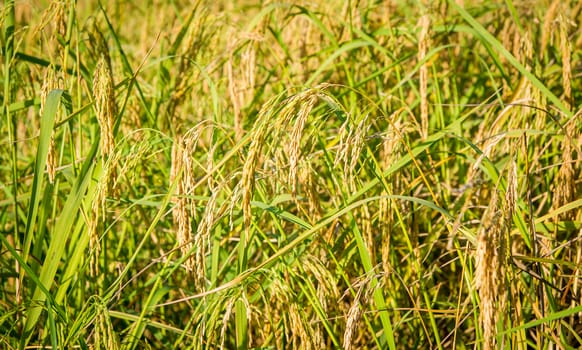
[417,14,430,140]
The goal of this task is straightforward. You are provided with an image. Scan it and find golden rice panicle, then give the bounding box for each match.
[239,94,283,237]
[558,14,573,111]
[514,32,534,129]
[313,285,326,348]
[540,0,561,60]
[283,90,318,197]
[279,8,320,84]
[241,291,253,347]
[88,148,124,277]
[170,139,189,268]
[170,131,199,275]
[359,204,374,262]
[93,56,117,162]
[298,163,323,221]
[289,302,314,350]
[264,87,321,212]
[32,0,68,63]
[417,14,430,140]
[379,110,411,264]
[93,55,119,201]
[266,278,292,349]
[492,29,535,132]
[499,17,516,96]
[192,172,218,289]
[475,190,504,350]
[475,159,517,349]
[227,32,261,140]
[504,159,518,230]
[88,174,103,276]
[343,274,375,350]
[380,110,406,170]
[340,1,361,41]
[226,56,242,140]
[335,114,370,192]
[165,7,214,130]
[241,110,270,240]
[88,54,118,276]
[34,1,69,184]
[84,18,112,72]
[93,302,120,350]
[473,134,504,172]
[219,297,235,349]
[379,189,393,274]
[501,159,518,286]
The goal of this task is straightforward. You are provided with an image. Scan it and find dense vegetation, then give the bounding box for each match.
[1,0,581,348]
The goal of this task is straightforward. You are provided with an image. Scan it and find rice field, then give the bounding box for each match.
[1,0,581,349]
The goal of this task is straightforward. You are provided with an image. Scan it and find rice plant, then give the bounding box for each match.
[1,0,581,349]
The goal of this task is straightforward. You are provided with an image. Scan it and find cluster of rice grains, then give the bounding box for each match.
[474,161,516,349]
[170,126,218,291]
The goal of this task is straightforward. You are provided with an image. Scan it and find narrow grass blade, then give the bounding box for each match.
[23,159,95,344]
[498,304,582,336]
[54,138,101,304]
[22,89,68,264]
[235,298,248,350]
